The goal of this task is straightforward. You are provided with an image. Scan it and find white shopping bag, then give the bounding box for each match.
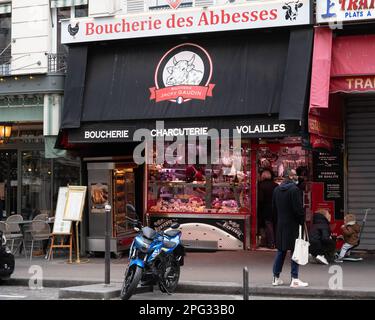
[292,225,310,266]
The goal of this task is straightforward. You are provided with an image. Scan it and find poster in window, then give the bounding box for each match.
[90,183,108,213]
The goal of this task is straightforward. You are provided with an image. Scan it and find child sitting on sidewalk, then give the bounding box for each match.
[335,213,361,263]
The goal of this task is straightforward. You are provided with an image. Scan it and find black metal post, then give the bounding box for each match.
[243,267,249,300]
[105,204,111,285]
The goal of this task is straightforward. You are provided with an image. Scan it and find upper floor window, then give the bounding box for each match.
[57,7,71,55]
[0,12,11,75]
[74,5,89,18]
[0,13,11,55]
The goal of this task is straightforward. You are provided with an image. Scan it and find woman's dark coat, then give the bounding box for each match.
[272,180,305,251]
[309,213,332,251]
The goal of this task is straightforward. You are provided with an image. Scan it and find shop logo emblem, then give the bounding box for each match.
[68,22,79,36]
[167,0,183,10]
[282,1,303,21]
[150,43,215,104]
[321,0,337,19]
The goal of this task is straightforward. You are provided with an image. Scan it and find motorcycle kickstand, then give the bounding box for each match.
[158,277,172,295]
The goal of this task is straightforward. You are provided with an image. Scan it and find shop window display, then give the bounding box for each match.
[256,139,311,248]
[257,143,309,186]
[147,140,251,214]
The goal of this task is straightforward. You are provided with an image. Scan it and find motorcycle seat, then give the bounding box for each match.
[164,230,181,238]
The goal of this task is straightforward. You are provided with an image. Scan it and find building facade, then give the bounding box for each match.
[0,0,82,222]
[57,0,314,254]
[309,0,375,250]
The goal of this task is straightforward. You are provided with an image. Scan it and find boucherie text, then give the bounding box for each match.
[86,10,277,35]
[61,1,310,44]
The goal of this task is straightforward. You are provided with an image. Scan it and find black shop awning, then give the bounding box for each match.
[61,28,313,133]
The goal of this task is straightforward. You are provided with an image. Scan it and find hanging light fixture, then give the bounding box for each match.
[0,123,12,142]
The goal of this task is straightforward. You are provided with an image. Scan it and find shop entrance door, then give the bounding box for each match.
[86,162,138,255]
[255,142,311,249]
[0,150,17,218]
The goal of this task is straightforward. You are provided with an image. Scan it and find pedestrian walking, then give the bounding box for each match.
[258,169,278,249]
[271,168,308,288]
[309,209,336,264]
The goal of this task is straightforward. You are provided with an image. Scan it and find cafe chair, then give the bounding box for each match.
[29,220,52,261]
[5,214,27,257]
[23,213,49,234]
[33,213,49,221]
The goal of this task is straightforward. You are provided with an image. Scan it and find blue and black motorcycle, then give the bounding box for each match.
[120,204,185,300]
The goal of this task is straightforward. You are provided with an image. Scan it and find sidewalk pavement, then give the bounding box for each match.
[7,251,375,299]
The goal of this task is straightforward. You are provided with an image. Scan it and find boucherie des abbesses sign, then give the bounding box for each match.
[61,0,311,44]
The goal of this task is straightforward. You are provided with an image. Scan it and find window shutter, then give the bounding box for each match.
[51,0,88,8]
[126,0,145,13]
[194,0,214,7]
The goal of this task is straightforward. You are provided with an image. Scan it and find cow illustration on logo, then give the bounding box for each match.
[165,55,203,86]
[282,1,303,21]
[150,43,215,104]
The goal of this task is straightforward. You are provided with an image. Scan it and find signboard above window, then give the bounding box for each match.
[61,0,311,44]
[317,0,375,24]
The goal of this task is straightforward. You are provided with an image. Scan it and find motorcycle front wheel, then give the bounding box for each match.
[159,260,180,293]
[120,265,143,300]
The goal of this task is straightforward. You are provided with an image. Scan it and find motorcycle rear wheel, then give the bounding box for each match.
[120,265,143,300]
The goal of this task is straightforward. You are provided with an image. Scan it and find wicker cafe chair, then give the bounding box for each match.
[5,214,27,257]
[33,213,49,221]
[29,221,52,261]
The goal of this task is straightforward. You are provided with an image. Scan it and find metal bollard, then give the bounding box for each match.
[104,204,112,285]
[243,267,249,300]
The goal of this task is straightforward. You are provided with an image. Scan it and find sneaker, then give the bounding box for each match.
[334,257,344,263]
[316,255,329,265]
[308,254,317,264]
[272,276,284,286]
[290,278,309,288]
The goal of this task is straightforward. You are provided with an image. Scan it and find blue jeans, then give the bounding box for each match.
[273,250,299,279]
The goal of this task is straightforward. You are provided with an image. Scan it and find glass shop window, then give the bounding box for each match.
[147,139,251,214]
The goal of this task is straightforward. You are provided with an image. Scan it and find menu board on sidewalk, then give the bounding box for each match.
[313,150,344,220]
[53,187,72,235]
[63,186,87,222]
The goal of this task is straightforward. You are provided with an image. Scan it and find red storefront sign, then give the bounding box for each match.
[331,76,375,93]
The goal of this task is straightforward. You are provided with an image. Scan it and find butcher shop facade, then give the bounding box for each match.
[58,1,313,254]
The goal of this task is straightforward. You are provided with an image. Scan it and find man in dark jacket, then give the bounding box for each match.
[309,209,336,264]
[272,169,308,288]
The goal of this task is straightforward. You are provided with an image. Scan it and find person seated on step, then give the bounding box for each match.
[335,213,361,263]
[309,208,336,265]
